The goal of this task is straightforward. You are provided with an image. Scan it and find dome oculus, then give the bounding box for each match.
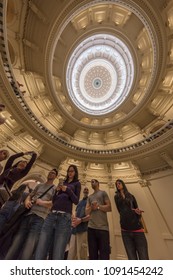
[66,34,134,115]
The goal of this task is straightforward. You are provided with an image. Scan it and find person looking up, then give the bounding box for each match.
[0,151,37,207]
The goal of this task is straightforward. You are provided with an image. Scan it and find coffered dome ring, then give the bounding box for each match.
[46,0,164,127]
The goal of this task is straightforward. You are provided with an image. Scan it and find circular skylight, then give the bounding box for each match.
[66,34,134,115]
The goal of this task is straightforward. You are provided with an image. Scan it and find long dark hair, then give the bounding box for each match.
[115,179,128,194]
[115,179,134,208]
[65,164,79,183]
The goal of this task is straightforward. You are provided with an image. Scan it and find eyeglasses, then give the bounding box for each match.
[68,170,75,173]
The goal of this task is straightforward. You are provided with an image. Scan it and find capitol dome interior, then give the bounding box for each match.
[0,0,173,259]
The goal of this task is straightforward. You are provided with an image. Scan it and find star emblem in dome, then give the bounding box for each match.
[66,34,134,115]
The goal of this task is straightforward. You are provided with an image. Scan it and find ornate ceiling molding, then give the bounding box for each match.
[0,0,172,167]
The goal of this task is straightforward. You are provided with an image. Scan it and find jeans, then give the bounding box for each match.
[122,230,149,260]
[88,227,110,260]
[35,212,71,260]
[5,214,44,260]
[0,201,20,234]
[0,186,11,208]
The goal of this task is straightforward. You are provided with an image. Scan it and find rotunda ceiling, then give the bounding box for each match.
[0,0,173,173]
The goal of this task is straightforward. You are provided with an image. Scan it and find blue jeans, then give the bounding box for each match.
[88,227,110,260]
[35,212,71,260]
[122,230,149,260]
[0,201,20,234]
[5,214,44,260]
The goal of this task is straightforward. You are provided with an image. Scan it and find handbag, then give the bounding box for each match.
[0,181,12,207]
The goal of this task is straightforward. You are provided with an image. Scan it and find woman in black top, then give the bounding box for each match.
[114,179,149,260]
[0,151,37,207]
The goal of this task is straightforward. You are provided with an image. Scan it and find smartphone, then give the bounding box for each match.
[58,178,64,187]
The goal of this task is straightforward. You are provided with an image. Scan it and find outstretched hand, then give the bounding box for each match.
[132,208,144,215]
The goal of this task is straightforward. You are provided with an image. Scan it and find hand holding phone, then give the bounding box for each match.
[58,178,64,187]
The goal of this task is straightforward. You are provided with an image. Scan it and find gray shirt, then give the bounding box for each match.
[28,183,55,219]
[88,190,110,231]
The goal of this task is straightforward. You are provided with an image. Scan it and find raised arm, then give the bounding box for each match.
[3,152,24,172]
[22,151,37,176]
